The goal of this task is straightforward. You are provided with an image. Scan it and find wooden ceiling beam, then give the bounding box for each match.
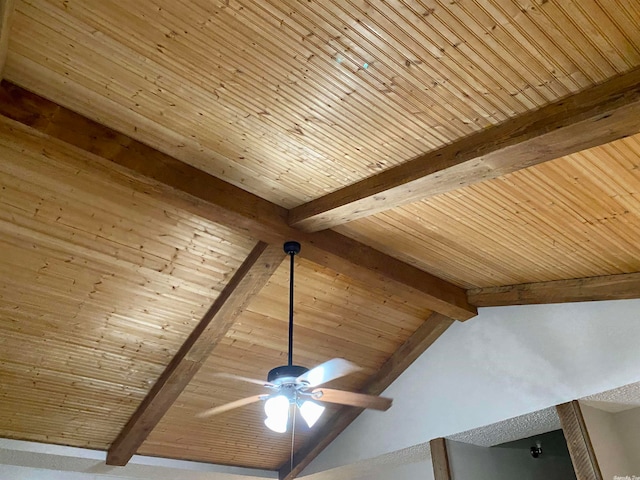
[0,0,14,78]
[0,82,475,321]
[557,401,602,480]
[106,242,284,466]
[430,438,453,480]
[467,272,640,307]
[278,313,455,480]
[289,67,640,232]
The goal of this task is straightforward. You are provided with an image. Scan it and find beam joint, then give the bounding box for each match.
[0,81,476,321]
[289,67,640,232]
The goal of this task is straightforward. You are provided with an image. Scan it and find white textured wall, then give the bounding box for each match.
[0,439,275,480]
[304,299,640,475]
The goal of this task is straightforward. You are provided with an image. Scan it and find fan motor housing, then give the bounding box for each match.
[268,365,308,384]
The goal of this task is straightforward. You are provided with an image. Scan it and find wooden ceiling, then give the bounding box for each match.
[1,0,640,479]
[138,257,432,469]
[336,132,640,288]
[0,113,258,448]
[7,0,640,206]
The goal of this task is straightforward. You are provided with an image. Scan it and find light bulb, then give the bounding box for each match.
[264,395,289,433]
[264,415,288,433]
[299,400,325,428]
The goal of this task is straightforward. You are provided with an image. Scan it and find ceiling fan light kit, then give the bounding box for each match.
[198,241,392,433]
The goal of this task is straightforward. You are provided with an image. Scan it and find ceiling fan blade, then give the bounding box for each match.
[196,394,265,418]
[213,372,275,388]
[297,358,362,387]
[312,388,392,411]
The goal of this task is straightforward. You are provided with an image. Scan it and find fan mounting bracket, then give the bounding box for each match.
[283,241,301,256]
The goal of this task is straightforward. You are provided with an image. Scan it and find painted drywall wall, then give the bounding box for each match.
[304,299,640,475]
[0,465,165,480]
[612,407,640,474]
[353,461,434,480]
[299,443,433,480]
[580,404,634,478]
[0,439,275,480]
[447,439,576,480]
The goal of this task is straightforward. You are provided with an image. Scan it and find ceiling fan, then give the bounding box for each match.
[197,241,393,433]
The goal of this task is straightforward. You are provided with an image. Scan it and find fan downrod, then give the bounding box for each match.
[267,241,308,386]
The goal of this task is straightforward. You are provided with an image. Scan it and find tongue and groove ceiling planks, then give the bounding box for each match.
[1,0,640,479]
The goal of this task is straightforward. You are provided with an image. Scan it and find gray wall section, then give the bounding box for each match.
[447,439,576,480]
[581,404,640,478]
[353,461,435,480]
[612,407,640,474]
[580,404,633,479]
[494,430,569,456]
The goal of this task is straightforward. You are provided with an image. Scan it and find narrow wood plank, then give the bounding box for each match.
[0,0,14,78]
[289,67,640,232]
[278,313,454,480]
[557,401,603,480]
[106,242,284,466]
[430,438,453,480]
[467,272,640,307]
[0,82,476,321]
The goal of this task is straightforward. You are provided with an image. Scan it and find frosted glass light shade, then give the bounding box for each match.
[299,400,325,428]
[264,415,288,433]
[264,395,289,433]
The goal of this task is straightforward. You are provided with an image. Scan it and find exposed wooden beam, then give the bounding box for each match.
[467,272,640,307]
[106,242,284,466]
[302,230,473,321]
[557,401,603,480]
[278,313,454,480]
[289,67,640,232]
[0,82,475,321]
[430,438,453,480]
[0,0,14,78]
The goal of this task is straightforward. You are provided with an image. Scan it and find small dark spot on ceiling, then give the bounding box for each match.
[367,161,386,171]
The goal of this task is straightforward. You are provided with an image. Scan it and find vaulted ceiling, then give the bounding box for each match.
[1,1,640,479]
